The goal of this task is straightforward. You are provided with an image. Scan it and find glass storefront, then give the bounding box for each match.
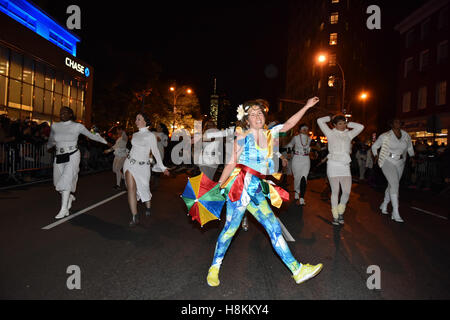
[410,129,448,146]
[0,44,86,124]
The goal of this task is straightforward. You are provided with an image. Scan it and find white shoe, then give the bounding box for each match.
[68,194,76,210]
[379,203,389,214]
[55,208,70,219]
[299,198,305,205]
[391,215,404,223]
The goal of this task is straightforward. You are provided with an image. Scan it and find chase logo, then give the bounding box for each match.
[65,57,89,77]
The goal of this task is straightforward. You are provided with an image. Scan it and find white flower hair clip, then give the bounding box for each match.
[236,104,248,121]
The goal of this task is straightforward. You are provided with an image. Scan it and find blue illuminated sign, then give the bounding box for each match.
[0,0,80,56]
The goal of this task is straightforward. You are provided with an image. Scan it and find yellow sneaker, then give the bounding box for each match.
[293,263,323,284]
[207,265,220,287]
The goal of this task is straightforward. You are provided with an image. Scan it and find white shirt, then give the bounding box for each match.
[106,131,128,157]
[317,116,364,164]
[154,132,168,157]
[285,133,311,157]
[129,127,167,172]
[47,120,107,153]
[372,130,414,168]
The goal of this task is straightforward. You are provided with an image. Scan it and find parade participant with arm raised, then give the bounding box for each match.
[206,97,323,287]
[47,107,107,219]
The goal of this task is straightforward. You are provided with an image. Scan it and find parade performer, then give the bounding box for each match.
[104,126,128,190]
[371,119,414,222]
[47,107,107,219]
[206,97,323,287]
[285,123,311,206]
[317,115,364,225]
[123,113,169,227]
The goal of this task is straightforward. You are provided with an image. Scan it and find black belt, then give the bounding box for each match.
[55,149,78,164]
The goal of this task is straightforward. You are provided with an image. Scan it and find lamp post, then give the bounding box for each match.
[317,54,346,114]
[170,86,193,135]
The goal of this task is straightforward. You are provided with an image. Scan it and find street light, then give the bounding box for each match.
[316,53,346,114]
[170,85,193,134]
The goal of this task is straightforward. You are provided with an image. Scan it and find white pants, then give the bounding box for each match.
[328,176,352,208]
[53,150,80,193]
[381,160,404,198]
[113,156,126,186]
[357,158,366,179]
[292,155,310,199]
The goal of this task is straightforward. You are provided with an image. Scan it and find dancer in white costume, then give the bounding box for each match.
[124,113,169,227]
[47,107,107,219]
[104,126,128,189]
[371,119,414,223]
[317,115,364,225]
[285,123,311,206]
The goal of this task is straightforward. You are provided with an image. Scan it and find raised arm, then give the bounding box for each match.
[280,97,319,133]
[79,124,107,144]
[316,116,333,137]
[347,122,365,140]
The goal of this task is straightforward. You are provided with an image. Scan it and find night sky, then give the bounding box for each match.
[31,0,429,117]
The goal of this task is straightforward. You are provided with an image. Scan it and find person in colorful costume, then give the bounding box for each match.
[206,97,323,286]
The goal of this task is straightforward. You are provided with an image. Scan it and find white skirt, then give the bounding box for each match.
[53,150,80,193]
[292,155,310,180]
[327,159,351,178]
[123,158,152,202]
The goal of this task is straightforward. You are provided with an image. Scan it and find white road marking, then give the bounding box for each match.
[277,217,295,242]
[42,191,127,230]
[410,206,448,220]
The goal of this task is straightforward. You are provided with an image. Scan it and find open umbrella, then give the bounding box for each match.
[181,173,226,227]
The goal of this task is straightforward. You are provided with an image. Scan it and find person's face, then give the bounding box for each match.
[334,120,347,131]
[300,126,309,135]
[60,108,71,121]
[247,106,265,130]
[135,114,147,129]
[392,119,402,130]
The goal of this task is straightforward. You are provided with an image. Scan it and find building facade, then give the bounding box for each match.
[0,0,93,126]
[395,0,449,145]
[284,0,389,141]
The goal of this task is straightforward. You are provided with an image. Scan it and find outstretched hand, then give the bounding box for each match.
[305,97,319,108]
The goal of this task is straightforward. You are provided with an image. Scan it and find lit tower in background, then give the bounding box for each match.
[210,78,219,125]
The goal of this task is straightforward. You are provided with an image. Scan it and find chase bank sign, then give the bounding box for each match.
[65,57,90,77]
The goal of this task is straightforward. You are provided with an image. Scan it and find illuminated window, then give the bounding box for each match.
[435,81,447,106]
[329,33,338,45]
[320,22,325,31]
[331,0,339,3]
[328,76,335,87]
[330,12,339,24]
[402,92,411,113]
[418,87,427,110]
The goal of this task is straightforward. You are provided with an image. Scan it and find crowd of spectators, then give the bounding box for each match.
[0,114,112,185]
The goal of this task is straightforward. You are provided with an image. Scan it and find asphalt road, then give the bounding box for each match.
[1,170,449,300]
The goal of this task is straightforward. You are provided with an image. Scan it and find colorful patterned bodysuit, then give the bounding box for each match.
[210,125,302,274]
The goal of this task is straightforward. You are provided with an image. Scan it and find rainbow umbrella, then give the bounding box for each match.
[181,173,226,227]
